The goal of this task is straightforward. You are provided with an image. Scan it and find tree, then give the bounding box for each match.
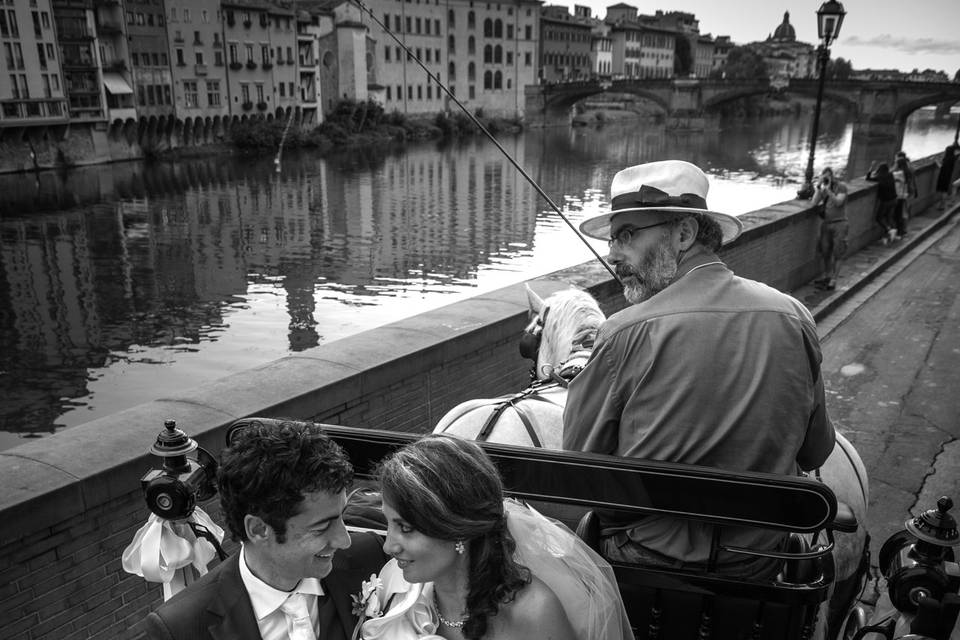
[953,68,959,82]
[711,46,768,82]
[674,36,693,77]
[826,57,853,80]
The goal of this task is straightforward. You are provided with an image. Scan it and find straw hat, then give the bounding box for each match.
[579,160,743,245]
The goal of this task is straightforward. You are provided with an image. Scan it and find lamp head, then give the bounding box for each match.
[817,0,846,46]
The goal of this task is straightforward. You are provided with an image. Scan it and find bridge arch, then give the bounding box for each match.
[702,87,859,115]
[542,84,669,115]
[894,92,960,124]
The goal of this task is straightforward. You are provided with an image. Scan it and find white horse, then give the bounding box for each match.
[435,286,605,449]
[434,284,870,636]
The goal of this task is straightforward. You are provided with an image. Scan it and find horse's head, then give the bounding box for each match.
[522,285,605,381]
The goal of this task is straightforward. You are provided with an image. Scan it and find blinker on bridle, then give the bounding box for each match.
[519,306,549,362]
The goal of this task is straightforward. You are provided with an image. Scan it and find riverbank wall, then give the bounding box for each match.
[0,157,945,639]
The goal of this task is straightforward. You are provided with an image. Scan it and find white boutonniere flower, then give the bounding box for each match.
[350,574,385,640]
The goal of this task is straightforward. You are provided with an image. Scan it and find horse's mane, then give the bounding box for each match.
[536,288,605,380]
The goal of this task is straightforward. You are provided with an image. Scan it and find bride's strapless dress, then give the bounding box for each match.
[358,500,632,640]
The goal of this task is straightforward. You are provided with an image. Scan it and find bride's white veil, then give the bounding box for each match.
[505,500,634,640]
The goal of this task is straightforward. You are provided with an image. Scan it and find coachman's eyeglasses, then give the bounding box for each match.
[607,220,675,249]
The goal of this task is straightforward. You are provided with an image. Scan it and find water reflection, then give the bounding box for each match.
[0,110,955,447]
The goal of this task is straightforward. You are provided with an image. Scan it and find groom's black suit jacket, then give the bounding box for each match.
[143,531,386,640]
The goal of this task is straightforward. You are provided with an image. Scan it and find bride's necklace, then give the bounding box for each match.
[433,591,467,629]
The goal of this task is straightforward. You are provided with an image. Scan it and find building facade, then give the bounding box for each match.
[355,0,538,118]
[52,0,106,121]
[94,0,135,122]
[125,0,174,120]
[539,4,592,83]
[221,0,278,118]
[1,0,573,144]
[0,0,68,127]
[590,19,611,77]
[295,9,324,124]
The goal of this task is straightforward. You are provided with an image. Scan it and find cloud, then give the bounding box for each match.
[843,35,960,56]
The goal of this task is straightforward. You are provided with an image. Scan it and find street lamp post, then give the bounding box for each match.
[797,0,847,200]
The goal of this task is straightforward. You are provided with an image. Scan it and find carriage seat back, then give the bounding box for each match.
[227,420,841,640]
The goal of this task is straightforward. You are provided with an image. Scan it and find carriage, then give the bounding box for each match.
[132,415,959,640]
[127,285,960,640]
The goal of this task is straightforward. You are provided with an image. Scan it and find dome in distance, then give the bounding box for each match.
[772,11,796,41]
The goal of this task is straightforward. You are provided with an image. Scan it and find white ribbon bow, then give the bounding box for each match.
[121,507,224,600]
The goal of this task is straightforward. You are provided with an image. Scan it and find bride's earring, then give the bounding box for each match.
[455,540,465,554]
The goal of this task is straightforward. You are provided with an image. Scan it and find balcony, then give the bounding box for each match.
[62,58,98,69]
[262,62,273,70]
[229,62,243,71]
[0,99,70,126]
[104,60,126,72]
[98,21,124,36]
[58,27,94,40]
[256,101,267,111]
[195,63,208,76]
[245,60,257,70]
[241,101,253,111]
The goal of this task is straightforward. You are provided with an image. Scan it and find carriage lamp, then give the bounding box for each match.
[879,496,960,616]
[140,419,218,521]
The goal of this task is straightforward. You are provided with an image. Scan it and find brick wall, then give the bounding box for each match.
[0,156,944,639]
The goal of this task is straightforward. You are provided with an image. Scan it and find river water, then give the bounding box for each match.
[0,109,956,449]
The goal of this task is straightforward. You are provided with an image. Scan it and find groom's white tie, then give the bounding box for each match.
[280,592,317,640]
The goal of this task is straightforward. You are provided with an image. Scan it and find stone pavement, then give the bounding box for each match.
[792,193,960,638]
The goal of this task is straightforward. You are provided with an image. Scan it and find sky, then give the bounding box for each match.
[550,0,960,75]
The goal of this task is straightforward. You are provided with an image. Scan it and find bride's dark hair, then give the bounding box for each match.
[377,435,531,640]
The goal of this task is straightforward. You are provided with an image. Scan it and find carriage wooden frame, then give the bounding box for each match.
[227,418,855,640]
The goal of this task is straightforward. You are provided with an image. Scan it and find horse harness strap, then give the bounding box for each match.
[476,384,563,447]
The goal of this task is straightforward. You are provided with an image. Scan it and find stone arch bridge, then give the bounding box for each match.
[524,78,960,143]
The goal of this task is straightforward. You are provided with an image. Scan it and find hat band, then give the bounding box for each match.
[611,185,707,212]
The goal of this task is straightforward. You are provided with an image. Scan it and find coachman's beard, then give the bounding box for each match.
[617,241,681,304]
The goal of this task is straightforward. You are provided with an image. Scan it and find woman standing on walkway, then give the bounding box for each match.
[935,143,959,210]
[892,157,912,239]
[867,162,899,244]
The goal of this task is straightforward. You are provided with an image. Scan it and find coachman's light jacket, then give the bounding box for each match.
[562,251,836,565]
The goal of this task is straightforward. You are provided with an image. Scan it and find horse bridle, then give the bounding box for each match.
[518,306,549,362]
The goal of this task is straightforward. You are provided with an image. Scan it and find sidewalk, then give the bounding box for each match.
[791,193,960,335]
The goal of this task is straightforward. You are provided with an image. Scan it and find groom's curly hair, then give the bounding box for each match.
[218,419,353,543]
[377,435,531,640]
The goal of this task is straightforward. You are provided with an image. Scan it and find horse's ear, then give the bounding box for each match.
[525,283,546,317]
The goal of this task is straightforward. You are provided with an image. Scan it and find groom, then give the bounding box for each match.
[143,420,387,640]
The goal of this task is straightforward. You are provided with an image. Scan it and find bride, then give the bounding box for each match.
[355,435,632,640]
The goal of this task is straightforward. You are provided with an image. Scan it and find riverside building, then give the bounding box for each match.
[128,0,175,121]
[605,3,676,80]
[0,0,68,129]
[539,4,593,83]
[357,0,540,118]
